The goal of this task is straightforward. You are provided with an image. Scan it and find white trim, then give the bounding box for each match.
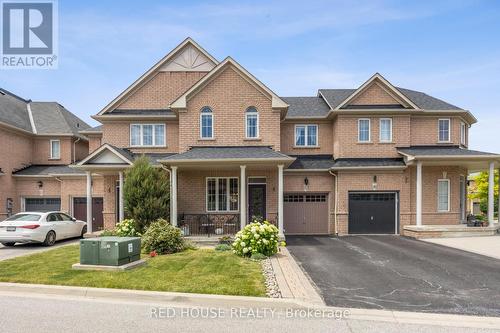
[460,121,467,146]
[98,38,218,115]
[76,144,133,166]
[294,124,319,147]
[358,118,371,143]
[50,139,61,159]
[438,118,451,143]
[379,118,393,143]
[206,177,239,213]
[245,108,259,139]
[129,123,166,147]
[26,103,37,134]
[437,178,450,212]
[199,108,214,139]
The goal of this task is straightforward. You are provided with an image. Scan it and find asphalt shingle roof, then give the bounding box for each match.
[288,155,335,169]
[80,125,103,133]
[397,146,499,157]
[281,97,330,118]
[161,146,292,161]
[30,102,90,135]
[12,165,84,176]
[0,88,32,132]
[332,158,406,168]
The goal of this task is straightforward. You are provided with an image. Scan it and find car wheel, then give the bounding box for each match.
[43,231,56,246]
[1,242,15,247]
[80,226,87,238]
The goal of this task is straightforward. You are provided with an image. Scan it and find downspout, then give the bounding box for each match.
[329,169,339,236]
[73,137,81,163]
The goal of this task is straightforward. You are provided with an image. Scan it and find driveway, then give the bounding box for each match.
[286,235,500,317]
[422,235,500,260]
[0,238,79,261]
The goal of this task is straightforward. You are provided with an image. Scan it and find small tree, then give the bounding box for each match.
[469,171,498,215]
[124,156,170,231]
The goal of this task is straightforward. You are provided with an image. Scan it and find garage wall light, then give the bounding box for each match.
[37,181,43,189]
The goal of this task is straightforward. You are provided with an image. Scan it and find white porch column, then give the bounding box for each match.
[278,164,284,237]
[240,165,247,230]
[488,162,495,226]
[171,166,178,227]
[498,168,500,224]
[416,161,423,227]
[118,171,124,222]
[86,171,92,234]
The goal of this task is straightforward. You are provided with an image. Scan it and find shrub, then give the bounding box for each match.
[250,253,267,260]
[115,219,141,237]
[124,156,170,232]
[218,235,233,245]
[100,229,117,237]
[141,219,185,254]
[232,220,280,257]
[215,244,232,251]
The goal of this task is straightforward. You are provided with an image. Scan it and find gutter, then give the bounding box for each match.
[73,137,81,163]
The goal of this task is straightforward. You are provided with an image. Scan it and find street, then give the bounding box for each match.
[0,291,498,333]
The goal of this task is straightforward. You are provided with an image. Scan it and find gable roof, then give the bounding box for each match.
[170,57,288,110]
[281,97,330,118]
[76,144,134,166]
[97,38,218,116]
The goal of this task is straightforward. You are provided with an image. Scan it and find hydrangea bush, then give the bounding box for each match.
[232,221,280,257]
[115,219,141,237]
[141,219,186,254]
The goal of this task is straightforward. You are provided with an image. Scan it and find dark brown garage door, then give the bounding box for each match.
[73,197,104,231]
[348,192,397,234]
[284,193,329,235]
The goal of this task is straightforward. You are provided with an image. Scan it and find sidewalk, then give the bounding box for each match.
[422,235,500,260]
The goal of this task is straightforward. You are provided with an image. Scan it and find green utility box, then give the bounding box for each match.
[80,239,100,265]
[98,237,141,266]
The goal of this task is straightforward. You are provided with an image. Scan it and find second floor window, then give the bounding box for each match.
[379,118,392,142]
[245,107,259,138]
[200,106,213,139]
[460,122,467,145]
[358,119,370,142]
[295,125,318,147]
[50,139,60,159]
[130,124,165,147]
[438,119,450,142]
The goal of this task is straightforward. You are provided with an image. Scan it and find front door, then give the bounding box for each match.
[248,184,266,223]
[73,197,104,231]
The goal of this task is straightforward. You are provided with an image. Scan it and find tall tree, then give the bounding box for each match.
[123,156,170,231]
[469,171,498,215]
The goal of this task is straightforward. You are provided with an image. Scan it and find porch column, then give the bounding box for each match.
[278,164,284,237]
[416,161,423,227]
[171,166,178,227]
[240,165,246,230]
[86,171,92,233]
[118,171,124,222]
[488,162,495,226]
[498,168,500,224]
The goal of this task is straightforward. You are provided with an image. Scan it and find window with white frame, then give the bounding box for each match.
[50,139,60,159]
[206,177,239,212]
[438,119,450,142]
[245,107,259,138]
[437,179,450,212]
[379,118,392,142]
[295,124,318,147]
[460,122,467,146]
[358,119,371,142]
[200,106,213,139]
[130,124,165,147]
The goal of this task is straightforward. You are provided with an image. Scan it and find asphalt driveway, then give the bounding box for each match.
[0,238,78,261]
[286,235,500,317]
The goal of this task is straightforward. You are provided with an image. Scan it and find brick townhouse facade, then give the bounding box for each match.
[2,38,499,237]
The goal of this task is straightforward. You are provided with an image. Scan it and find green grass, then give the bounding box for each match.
[0,245,266,297]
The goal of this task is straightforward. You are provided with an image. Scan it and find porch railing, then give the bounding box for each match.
[178,214,240,237]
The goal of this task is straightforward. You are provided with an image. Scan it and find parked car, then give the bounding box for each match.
[0,212,87,247]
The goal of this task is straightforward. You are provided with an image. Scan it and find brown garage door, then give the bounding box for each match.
[284,193,329,235]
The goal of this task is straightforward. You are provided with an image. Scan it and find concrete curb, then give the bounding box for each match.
[1,282,499,329]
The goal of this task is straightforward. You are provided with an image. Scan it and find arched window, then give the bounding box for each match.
[200,106,213,139]
[245,107,259,138]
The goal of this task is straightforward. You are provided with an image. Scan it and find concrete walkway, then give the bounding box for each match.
[422,235,500,260]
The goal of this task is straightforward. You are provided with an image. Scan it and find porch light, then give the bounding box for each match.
[304,177,309,186]
[37,181,43,189]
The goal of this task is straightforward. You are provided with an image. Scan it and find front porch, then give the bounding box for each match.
[403,224,500,239]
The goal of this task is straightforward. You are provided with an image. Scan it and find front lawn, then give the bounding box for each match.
[0,245,266,297]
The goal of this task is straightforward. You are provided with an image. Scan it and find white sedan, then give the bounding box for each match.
[0,212,87,247]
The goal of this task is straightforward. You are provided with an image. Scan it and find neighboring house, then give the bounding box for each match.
[6,38,500,236]
[0,88,98,224]
[467,175,482,215]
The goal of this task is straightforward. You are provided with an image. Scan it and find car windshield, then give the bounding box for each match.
[3,214,42,222]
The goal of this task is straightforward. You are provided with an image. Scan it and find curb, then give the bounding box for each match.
[1,282,499,329]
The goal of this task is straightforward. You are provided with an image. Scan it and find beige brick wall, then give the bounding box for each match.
[334,115,411,158]
[280,121,333,155]
[74,139,89,162]
[32,137,73,164]
[179,66,281,152]
[117,72,207,109]
[349,83,401,105]
[0,127,33,218]
[88,135,102,153]
[410,116,462,146]
[101,120,179,153]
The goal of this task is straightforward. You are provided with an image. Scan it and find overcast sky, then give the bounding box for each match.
[2,0,499,152]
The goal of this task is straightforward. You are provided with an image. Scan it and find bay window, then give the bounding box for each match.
[438,119,450,142]
[130,124,165,147]
[206,177,239,212]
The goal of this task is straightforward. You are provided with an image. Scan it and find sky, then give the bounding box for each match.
[1,0,499,152]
